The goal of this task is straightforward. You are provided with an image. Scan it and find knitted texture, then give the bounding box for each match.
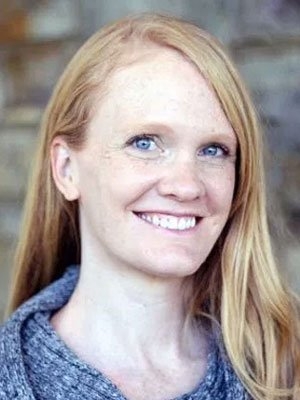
[0,267,250,399]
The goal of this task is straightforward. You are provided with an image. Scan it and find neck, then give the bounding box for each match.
[52,253,207,370]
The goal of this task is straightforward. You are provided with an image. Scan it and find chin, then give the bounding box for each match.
[139,254,204,279]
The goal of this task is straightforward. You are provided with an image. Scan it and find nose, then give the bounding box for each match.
[157,158,206,202]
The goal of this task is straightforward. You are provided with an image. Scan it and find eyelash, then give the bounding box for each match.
[125,134,159,151]
[199,143,230,158]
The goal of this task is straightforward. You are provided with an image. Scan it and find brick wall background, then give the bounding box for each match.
[0,0,299,320]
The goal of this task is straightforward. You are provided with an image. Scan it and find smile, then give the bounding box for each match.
[136,213,199,231]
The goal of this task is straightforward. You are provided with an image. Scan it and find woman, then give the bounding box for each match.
[1,13,299,400]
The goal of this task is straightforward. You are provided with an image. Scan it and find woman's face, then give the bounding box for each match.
[64,47,237,279]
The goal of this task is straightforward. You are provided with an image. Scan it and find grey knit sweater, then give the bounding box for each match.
[0,266,249,399]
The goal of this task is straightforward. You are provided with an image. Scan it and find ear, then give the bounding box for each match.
[50,137,80,201]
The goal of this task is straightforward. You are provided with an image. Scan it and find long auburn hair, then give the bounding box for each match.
[7,13,300,399]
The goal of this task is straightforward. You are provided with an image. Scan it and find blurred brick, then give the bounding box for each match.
[238,0,300,40]
[0,127,37,200]
[237,49,300,91]
[0,202,22,320]
[80,0,238,43]
[0,239,15,321]
[0,8,28,44]
[181,0,238,43]
[0,202,22,241]
[263,87,300,155]
[0,69,6,121]
[27,0,81,40]
[284,244,300,294]
[236,50,300,154]
[1,41,78,115]
[3,105,42,126]
[0,1,81,44]
[281,157,300,211]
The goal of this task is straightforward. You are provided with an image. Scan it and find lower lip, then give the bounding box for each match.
[133,213,201,235]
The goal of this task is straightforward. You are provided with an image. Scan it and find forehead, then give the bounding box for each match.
[89,46,234,137]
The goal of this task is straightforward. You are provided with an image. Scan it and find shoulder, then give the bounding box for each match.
[0,266,79,399]
[0,323,10,396]
[0,315,34,399]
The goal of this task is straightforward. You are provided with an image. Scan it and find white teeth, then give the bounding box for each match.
[168,216,178,230]
[153,215,159,226]
[160,218,168,229]
[139,213,197,231]
[185,218,191,229]
[178,218,186,230]
[190,218,196,228]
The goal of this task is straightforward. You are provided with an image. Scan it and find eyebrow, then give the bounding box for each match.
[200,132,238,147]
[124,122,174,135]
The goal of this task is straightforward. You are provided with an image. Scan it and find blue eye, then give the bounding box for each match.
[200,144,228,157]
[128,135,158,151]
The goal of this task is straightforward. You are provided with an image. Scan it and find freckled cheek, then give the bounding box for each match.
[90,160,152,205]
[205,171,235,213]
[107,156,158,182]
